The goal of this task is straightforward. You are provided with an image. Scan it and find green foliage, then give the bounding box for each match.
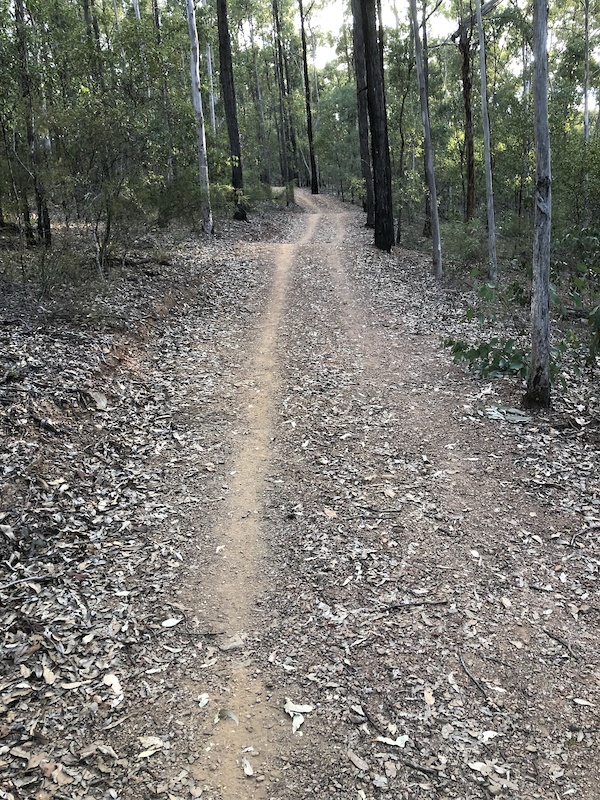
[443,336,529,379]
[444,336,569,383]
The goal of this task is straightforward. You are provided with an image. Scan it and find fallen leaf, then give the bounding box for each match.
[88,390,108,410]
[384,761,397,778]
[423,686,435,706]
[375,735,409,748]
[161,617,182,628]
[284,698,314,715]
[102,673,122,695]
[43,666,56,685]
[348,750,369,771]
[215,708,239,724]
[52,764,73,785]
[242,756,254,776]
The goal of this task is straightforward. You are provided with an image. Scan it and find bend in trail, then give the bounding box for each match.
[115,190,595,800]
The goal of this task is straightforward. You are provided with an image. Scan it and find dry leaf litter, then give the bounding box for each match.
[1,195,598,800]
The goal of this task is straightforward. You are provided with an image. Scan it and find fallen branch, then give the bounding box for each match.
[457,648,487,697]
[402,760,441,777]
[0,575,56,592]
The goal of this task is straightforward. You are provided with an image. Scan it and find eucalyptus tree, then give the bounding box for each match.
[13,1,48,244]
[358,0,394,251]
[351,0,374,226]
[475,0,497,281]
[409,0,442,276]
[217,0,244,190]
[186,0,214,233]
[525,0,551,408]
[299,0,318,193]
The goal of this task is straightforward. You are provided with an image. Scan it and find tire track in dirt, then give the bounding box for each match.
[184,210,320,798]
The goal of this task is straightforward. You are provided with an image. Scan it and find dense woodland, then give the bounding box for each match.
[0,0,599,400]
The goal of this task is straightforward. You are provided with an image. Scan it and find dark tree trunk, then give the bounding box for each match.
[217,0,243,191]
[351,0,374,227]
[358,0,394,252]
[15,0,51,246]
[299,0,318,194]
[421,1,431,237]
[457,10,476,222]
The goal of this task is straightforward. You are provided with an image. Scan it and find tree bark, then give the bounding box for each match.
[272,0,293,192]
[457,10,475,222]
[475,0,497,281]
[359,0,394,251]
[299,0,318,194]
[249,17,271,184]
[186,0,213,234]
[132,0,151,98]
[15,0,51,246]
[524,0,551,408]
[152,0,174,183]
[410,0,441,276]
[351,0,374,227]
[217,0,243,191]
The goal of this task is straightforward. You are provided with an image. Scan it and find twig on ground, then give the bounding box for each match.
[542,627,578,658]
[457,648,487,697]
[402,760,441,777]
[0,575,55,591]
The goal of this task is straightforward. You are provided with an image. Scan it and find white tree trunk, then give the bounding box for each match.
[206,42,218,136]
[525,0,551,408]
[409,0,442,278]
[475,0,497,282]
[132,0,151,98]
[186,0,214,234]
[584,0,590,144]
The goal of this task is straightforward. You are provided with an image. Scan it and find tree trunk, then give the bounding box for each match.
[152,0,174,183]
[351,0,374,227]
[421,1,431,237]
[524,0,551,408]
[410,0,441,276]
[15,0,51,246]
[249,18,271,184]
[475,0,497,281]
[205,43,218,136]
[217,0,243,191]
[584,0,590,145]
[186,0,213,234]
[132,0,151,98]
[458,11,475,222]
[359,0,394,251]
[272,0,292,190]
[299,0,318,194]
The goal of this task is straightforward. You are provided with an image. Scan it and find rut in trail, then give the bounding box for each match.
[111,190,595,800]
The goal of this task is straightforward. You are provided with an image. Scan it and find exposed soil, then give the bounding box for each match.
[1,191,599,800]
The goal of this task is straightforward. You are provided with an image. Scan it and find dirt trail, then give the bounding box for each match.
[2,190,597,799]
[164,190,597,800]
[172,202,323,799]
